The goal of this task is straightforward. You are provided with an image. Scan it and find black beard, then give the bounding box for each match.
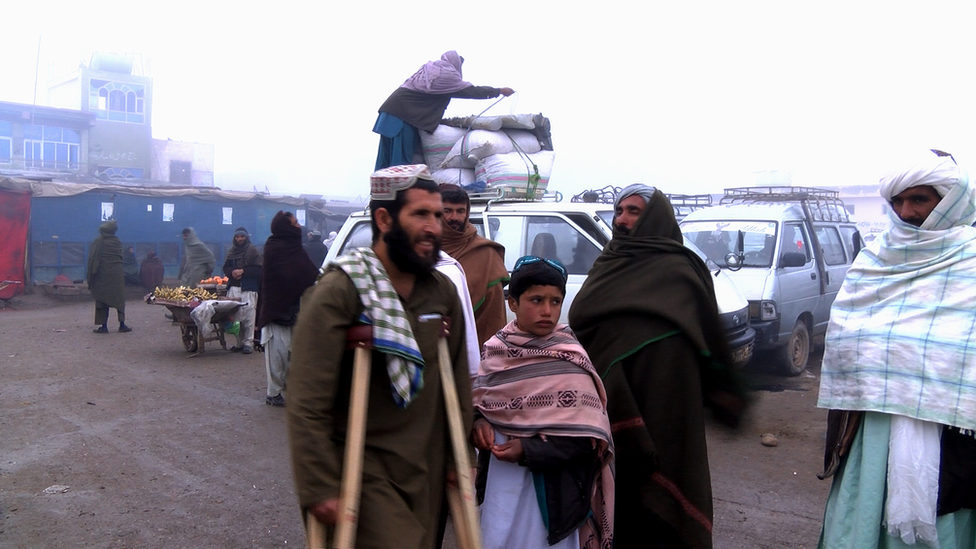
[384,220,440,275]
[446,219,465,232]
[614,224,631,235]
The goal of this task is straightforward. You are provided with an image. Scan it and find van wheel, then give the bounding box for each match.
[779,320,810,376]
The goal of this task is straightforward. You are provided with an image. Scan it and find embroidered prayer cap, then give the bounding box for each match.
[370,164,434,201]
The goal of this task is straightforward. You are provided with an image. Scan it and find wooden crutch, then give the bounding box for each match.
[306,324,373,549]
[438,319,484,549]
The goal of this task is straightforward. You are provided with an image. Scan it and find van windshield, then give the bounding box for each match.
[681,220,779,268]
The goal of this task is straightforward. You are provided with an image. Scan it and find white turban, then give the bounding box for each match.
[879,150,959,201]
[878,150,976,231]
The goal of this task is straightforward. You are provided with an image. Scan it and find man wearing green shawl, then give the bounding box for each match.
[179,227,215,288]
[87,220,131,333]
[568,184,747,549]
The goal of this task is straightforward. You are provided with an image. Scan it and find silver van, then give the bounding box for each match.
[679,187,862,375]
[325,193,756,367]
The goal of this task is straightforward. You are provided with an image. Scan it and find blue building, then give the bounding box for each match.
[22,181,344,283]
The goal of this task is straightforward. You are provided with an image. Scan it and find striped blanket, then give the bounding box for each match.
[330,248,424,408]
[818,169,976,430]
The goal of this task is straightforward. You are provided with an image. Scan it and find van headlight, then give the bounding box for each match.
[748,300,778,321]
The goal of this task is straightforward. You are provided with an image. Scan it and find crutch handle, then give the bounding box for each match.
[345,324,373,348]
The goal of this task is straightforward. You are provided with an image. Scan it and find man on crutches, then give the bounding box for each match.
[286,165,477,549]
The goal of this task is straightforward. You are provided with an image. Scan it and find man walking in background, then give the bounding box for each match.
[223,226,262,354]
[256,211,318,407]
[303,230,328,268]
[179,227,215,288]
[87,220,132,334]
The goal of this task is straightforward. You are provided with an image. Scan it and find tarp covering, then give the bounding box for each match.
[0,179,31,298]
[0,178,310,205]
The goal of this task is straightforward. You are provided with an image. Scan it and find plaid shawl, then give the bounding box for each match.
[330,248,425,408]
[474,321,614,549]
[819,168,976,430]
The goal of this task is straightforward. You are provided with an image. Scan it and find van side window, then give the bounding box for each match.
[489,216,525,273]
[838,226,858,261]
[489,214,602,276]
[783,223,811,264]
[526,216,602,276]
[815,226,847,266]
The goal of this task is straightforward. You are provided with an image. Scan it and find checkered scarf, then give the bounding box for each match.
[330,248,425,408]
[818,166,976,430]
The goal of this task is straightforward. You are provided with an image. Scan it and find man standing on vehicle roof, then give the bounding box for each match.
[373,51,514,170]
[817,149,976,548]
[438,183,509,348]
[569,183,748,549]
[286,164,472,549]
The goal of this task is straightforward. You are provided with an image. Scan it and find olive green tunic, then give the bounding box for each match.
[287,267,472,549]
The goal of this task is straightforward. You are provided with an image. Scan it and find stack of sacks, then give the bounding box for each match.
[419,120,554,198]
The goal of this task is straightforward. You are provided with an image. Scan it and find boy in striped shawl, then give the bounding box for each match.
[473,255,614,549]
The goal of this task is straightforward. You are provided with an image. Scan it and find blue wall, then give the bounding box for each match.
[30,191,306,284]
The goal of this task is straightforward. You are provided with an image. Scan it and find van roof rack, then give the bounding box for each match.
[720,186,851,222]
[469,187,563,204]
[570,186,620,204]
[570,187,713,217]
[667,193,713,207]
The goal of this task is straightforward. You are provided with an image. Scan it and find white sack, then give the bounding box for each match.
[420,125,468,170]
[442,130,543,168]
[431,168,476,187]
[475,151,555,199]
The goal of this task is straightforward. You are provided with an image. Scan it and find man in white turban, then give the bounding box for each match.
[817,149,976,549]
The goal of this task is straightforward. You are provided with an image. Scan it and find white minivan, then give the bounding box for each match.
[324,193,757,367]
[680,187,863,375]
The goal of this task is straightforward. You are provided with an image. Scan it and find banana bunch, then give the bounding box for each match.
[152,286,218,301]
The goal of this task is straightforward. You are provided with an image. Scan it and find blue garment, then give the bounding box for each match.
[373,112,420,170]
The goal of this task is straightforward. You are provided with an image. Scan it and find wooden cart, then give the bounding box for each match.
[148,296,242,356]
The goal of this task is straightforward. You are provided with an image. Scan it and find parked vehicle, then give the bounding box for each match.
[680,186,863,375]
[325,189,756,367]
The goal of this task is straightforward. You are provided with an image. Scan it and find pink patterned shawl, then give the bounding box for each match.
[474,321,615,549]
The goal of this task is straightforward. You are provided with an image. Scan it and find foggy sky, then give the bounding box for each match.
[4,1,976,202]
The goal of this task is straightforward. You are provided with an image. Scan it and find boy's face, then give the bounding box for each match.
[508,284,564,337]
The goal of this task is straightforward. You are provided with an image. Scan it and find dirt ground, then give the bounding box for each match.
[0,291,830,549]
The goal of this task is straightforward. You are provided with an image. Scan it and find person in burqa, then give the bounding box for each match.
[256,211,319,407]
[87,220,131,333]
[568,184,749,549]
[373,50,514,169]
[303,230,328,269]
[179,227,215,289]
[223,226,262,354]
[140,249,165,291]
